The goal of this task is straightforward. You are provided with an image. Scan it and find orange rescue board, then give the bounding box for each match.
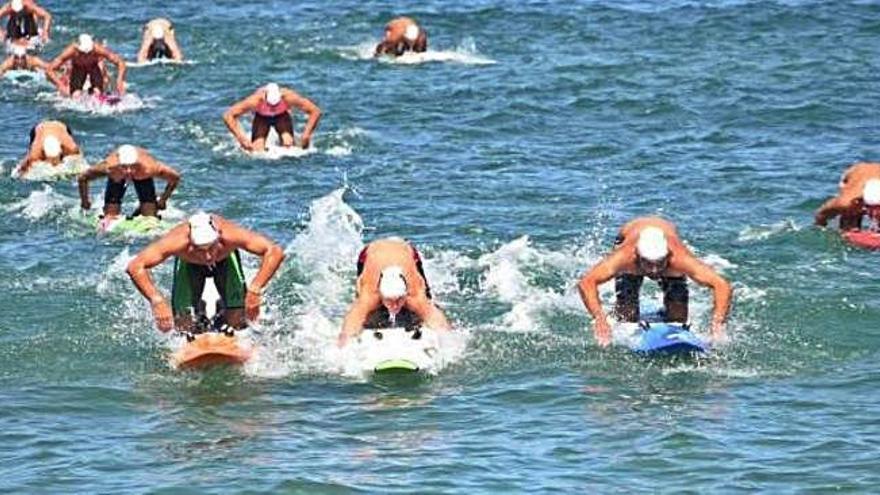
[172,333,252,370]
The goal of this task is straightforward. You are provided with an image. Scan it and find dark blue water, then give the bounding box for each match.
[2,0,880,492]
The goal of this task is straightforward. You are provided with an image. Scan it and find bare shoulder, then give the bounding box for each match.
[216,216,254,243]
[149,223,190,255]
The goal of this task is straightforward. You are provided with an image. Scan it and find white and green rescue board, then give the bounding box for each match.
[356,327,438,374]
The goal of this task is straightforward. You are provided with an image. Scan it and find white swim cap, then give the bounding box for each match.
[151,25,165,40]
[189,212,219,247]
[11,0,23,13]
[265,83,282,105]
[78,34,94,53]
[117,144,138,166]
[11,44,26,57]
[636,227,669,262]
[863,179,880,206]
[404,24,420,42]
[379,266,408,299]
[42,136,62,158]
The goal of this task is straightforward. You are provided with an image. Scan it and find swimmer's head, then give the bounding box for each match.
[151,25,165,40]
[188,212,220,248]
[117,144,138,166]
[404,24,420,42]
[379,265,408,315]
[264,83,282,105]
[636,227,670,275]
[863,179,880,206]
[42,136,62,159]
[11,0,23,13]
[77,34,94,53]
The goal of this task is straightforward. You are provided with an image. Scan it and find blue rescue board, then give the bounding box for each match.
[632,322,709,356]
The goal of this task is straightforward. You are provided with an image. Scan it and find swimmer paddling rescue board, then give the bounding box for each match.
[842,230,880,251]
[630,322,709,356]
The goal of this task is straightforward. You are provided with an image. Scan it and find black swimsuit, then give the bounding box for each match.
[612,234,689,323]
[6,10,37,41]
[363,306,422,332]
[103,177,158,210]
[147,39,172,60]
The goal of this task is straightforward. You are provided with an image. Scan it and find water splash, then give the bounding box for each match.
[275,188,468,379]
[2,185,69,220]
[50,92,148,115]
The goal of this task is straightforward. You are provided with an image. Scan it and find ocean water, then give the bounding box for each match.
[1,0,879,492]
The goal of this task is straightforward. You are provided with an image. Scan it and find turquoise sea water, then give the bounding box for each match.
[2,0,879,492]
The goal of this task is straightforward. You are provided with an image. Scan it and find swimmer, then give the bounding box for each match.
[48,33,126,97]
[136,18,183,63]
[16,120,80,175]
[577,217,733,347]
[375,17,427,57]
[338,238,450,347]
[77,145,180,220]
[126,212,285,332]
[0,0,51,46]
[223,83,321,152]
[815,162,880,232]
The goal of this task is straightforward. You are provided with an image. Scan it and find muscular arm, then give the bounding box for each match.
[577,251,625,325]
[224,221,285,291]
[166,31,184,61]
[284,90,321,148]
[135,26,152,63]
[676,253,733,336]
[815,196,845,226]
[815,194,859,227]
[77,162,109,206]
[48,45,75,72]
[18,132,41,173]
[126,229,185,302]
[223,94,258,146]
[60,131,80,155]
[152,161,181,204]
[341,293,381,340]
[99,46,126,93]
[31,4,50,40]
[414,30,428,52]
[408,295,450,331]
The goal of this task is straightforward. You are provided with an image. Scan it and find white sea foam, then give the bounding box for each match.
[737,219,800,242]
[11,155,89,181]
[127,59,195,68]
[49,92,148,115]
[2,69,48,87]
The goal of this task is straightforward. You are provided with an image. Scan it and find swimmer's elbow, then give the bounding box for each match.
[266,243,285,263]
[577,275,596,295]
[715,278,732,299]
[125,260,143,280]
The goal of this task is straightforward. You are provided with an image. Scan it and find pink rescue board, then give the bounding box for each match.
[842,230,880,250]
